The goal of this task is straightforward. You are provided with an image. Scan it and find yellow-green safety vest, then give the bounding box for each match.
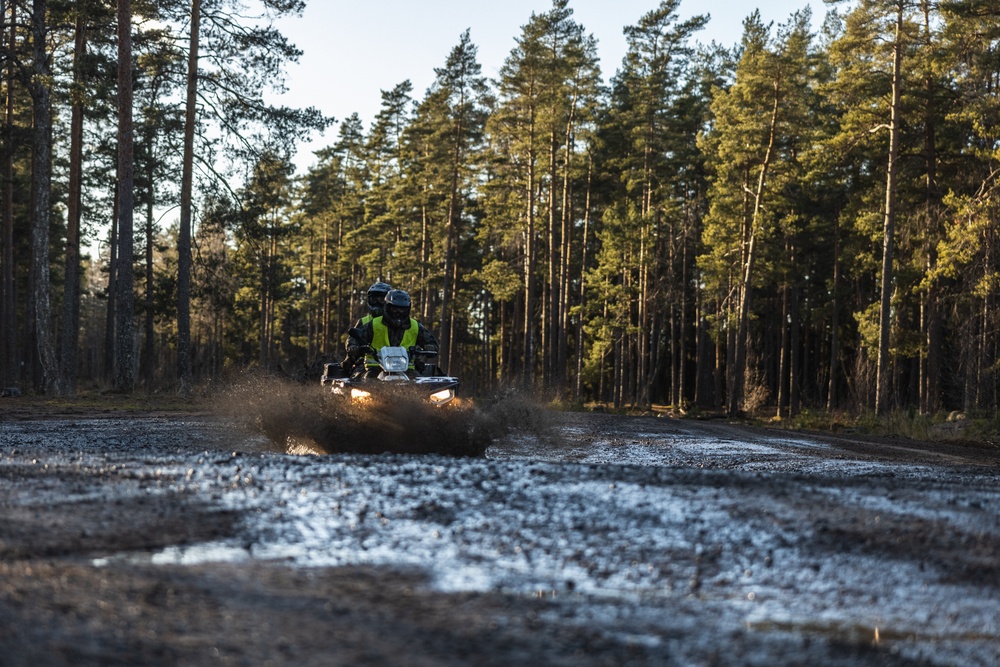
[360,314,376,365]
[368,316,419,368]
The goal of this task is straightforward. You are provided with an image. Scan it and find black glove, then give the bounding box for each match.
[347,345,364,360]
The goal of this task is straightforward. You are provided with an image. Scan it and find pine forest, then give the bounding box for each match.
[2,0,999,419]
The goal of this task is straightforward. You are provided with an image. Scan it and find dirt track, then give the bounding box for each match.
[1,405,998,666]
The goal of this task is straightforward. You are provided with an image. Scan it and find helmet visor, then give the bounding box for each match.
[384,304,410,328]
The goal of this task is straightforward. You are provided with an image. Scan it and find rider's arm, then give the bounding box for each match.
[416,323,438,352]
[347,322,374,359]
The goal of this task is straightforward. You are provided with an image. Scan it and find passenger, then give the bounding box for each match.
[340,281,392,376]
[357,281,392,327]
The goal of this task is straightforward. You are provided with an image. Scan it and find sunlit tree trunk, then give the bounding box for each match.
[789,259,801,414]
[544,120,559,387]
[143,174,154,388]
[2,0,17,388]
[728,82,779,417]
[114,0,136,392]
[875,2,905,416]
[58,13,86,394]
[28,0,58,394]
[419,203,431,321]
[105,192,118,380]
[556,115,575,391]
[177,0,200,392]
[321,218,330,354]
[524,109,537,386]
[574,154,592,399]
[827,216,840,411]
[438,108,464,374]
[679,208,691,407]
[777,279,790,418]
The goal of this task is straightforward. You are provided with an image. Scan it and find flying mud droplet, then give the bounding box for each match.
[211,373,553,457]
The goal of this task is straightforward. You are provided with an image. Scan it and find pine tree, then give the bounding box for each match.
[134,22,185,389]
[233,153,295,366]
[827,0,935,413]
[300,115,368,345]
[361,80,413,280]
[174,0,327,390]
[928,0,1000,411]
[598,0,708,407]
[484,0,598,386]
[699,10,817,416]
[401,30,489,376]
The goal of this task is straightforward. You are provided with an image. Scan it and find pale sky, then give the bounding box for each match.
[269,0,826,173]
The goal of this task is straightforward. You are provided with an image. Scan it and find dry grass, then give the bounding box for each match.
[0,390,204,420]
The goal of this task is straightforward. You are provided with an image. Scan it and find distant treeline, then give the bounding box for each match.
[2,0,998,418]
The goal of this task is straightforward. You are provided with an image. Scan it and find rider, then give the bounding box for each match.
[347,289,438,377]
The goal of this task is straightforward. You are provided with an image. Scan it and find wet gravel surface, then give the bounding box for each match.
[1,410,998,666]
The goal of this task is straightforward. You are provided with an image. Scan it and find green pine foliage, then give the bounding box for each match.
[6,0,1000,418]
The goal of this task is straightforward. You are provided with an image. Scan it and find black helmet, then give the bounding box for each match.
[366,281,392,316]
[383,289,412,329]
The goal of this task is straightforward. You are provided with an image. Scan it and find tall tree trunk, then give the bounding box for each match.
[177,0,200,392]
[143,177,154,389]
[59,12,87,395]
[523,111,537,387]
[335,219,345,340]
[28,0,58,394]
[2,0,18,389]
[789,262,801,414]
[876,2,905,416]
[827,216,840,411]
[419,203,431,321]
[321,218,330,353]
[114,0,135,392]
[545,126,559,387]
[438,115,464,374]
[557,139,572,391]
[105,192,118,379]
[638,113,654,408]
[715,299,725,410]
[917,0,938,414]
[574,153,592,399]
[777,280,789,418]
[679,206,691,407]
[669,221,680,407]
[729,81,780,417]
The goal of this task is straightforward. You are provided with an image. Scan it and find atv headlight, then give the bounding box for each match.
[350,388,372,401]
[429,388,455,405]
[382,354,409,373]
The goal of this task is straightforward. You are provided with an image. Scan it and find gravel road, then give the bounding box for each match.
[1,401,998,666]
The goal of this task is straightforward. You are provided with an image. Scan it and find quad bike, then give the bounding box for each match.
[322,333,459,407]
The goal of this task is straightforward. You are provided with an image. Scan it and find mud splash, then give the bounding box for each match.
[212,374,551,457]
